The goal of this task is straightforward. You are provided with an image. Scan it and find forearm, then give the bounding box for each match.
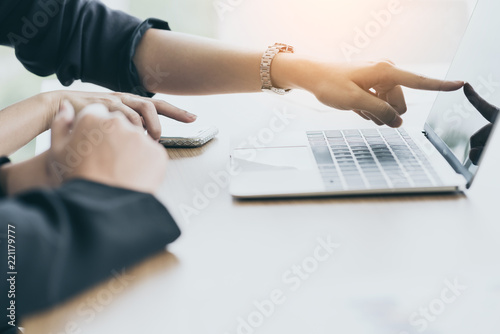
[0,93,57,156]
[134,29,270,94]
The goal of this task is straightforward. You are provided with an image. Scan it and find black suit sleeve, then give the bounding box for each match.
[0,0,170,97]
[0,179,180,331]
[0,157,10,198]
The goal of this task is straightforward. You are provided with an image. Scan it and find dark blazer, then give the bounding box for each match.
[0,179,181,333]
[0,0,170,97]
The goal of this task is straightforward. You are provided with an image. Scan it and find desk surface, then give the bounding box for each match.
[23,84,500,334]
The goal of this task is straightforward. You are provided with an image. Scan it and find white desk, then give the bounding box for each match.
[23,81,500,334]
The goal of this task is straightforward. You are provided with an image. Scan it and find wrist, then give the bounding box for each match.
[39,91,64,132]
[270,53,319,92]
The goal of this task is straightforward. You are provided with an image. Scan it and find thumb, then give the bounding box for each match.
[51,100,75,145]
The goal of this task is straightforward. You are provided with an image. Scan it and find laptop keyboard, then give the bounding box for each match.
[307,128,443,191]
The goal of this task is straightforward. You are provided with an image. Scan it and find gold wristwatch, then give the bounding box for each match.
[260,43,294,95]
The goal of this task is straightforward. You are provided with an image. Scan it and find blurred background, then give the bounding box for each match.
[0,0,478,160]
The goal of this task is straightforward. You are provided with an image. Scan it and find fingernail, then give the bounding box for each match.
[185,111,197,120]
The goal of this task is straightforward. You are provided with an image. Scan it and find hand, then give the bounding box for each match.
[464,82,499,165]
[47,101,168,194]
[45,90,198,141]
[273,58,464,127]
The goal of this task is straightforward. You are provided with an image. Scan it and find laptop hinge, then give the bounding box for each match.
[423,123,474,187]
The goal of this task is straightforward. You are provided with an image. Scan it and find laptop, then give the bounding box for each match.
[229,0,500,199]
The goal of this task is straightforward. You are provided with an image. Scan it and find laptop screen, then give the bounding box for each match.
[425,0,499,187]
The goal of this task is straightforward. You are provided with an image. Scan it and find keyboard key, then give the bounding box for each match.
[361,129,379,135]
[307,131,324,136]
[324,130,343,138]
[311,146,334,165]
[342,129,359,135]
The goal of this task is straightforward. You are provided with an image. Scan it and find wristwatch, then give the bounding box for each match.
[260,43,294,95]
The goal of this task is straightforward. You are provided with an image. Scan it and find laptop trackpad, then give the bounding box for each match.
[232,146,316,172]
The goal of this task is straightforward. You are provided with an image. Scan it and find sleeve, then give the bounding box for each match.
[0,0,170,97]
[0,157,10,198]
[0,179,181,329]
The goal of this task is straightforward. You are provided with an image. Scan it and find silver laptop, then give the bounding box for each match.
[230,0,499,199]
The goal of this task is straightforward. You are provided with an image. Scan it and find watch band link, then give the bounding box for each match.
[260,43,295,95]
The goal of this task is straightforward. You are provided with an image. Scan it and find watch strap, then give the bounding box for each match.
[260,43,294,95]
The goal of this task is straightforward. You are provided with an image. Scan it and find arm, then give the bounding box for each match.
[0,94,55,156]
[0,102,181,326]
[1,0,463,129]
[0,179,180,323]
[134,29,464,127]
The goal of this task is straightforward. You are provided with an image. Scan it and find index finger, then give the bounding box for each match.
[149,99,198,123]
[391,67,464,91]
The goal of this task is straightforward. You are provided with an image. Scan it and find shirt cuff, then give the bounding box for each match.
[120,18,171,98]
[0,156,11,198]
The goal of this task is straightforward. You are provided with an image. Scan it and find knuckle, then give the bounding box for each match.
[381,59,396,66]
[129,113,142,125]
[374,61,393,71]
[377,101,394,118]
[106,99,124,112]
[110,92,123,99]
[109,102,123,111]
[141,100,157,113]
[373,62,395,82]
[381,101,394,114]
